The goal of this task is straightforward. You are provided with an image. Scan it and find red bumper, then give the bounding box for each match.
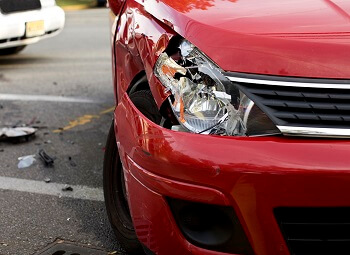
[115,93,350,255]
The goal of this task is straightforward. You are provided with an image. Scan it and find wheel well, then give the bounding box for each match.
[126,71,179,129]
[127,71,150,95]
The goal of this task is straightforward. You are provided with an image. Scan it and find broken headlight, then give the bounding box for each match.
[154,39,280,136]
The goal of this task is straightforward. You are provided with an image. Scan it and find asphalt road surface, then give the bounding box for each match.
[0,8,123,255]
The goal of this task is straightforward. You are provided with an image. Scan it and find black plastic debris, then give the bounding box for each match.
[62,185,73,192]
[38,149,55,166]
[68,156,77,167]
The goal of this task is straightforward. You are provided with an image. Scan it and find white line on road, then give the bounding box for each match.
[0,94,96,103]
[0,176,104,202]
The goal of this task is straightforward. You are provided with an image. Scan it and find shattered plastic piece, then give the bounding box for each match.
[18,155,36,169]
[38,149,55,166]
[0,127,36,142]
[62,185,73,192]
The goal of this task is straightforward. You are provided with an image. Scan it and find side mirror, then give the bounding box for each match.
[108,0,124,15]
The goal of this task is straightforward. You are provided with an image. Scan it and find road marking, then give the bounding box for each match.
[53,114,100,133]
[53,106,114,133]
[0,176,104,202]
[99,106,115,115]
[0,93,95,103]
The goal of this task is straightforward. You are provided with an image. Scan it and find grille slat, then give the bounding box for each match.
[262,100,350,111]
[0,0,41,14]
[274,112,350,122]
[275,207,350,255]
[248,87,350,100]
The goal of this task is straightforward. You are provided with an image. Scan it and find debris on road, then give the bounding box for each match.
[0,127,36,142]
[38,149,55,166]
[62,185,73,192]
[18,155,36,169]
[44,178,51,183]
[68,156,77,167]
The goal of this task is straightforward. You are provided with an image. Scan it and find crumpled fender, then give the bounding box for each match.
[114,0,176,108]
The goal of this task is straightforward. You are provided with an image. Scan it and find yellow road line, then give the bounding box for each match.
[99,106,115,115]
[53,106,115,133]
[53,115,100,133]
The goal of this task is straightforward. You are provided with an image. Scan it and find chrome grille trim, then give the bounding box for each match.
[277,126,350,138]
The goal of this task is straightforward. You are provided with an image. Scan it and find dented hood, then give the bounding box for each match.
[140,0,350,79]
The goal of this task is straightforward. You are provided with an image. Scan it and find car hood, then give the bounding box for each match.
[140,0,350,79]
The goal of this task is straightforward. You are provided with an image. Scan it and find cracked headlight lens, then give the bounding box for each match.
[154,39,280,136]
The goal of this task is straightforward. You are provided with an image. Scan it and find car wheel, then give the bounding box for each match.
[129,90,162,125]
[103,90,161,254]
[0,46,26,55]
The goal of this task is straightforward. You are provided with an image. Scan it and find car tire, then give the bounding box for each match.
[103,122,144,255]
[103,90,161,255]
[0,46,26,55]
[129,90,162,125]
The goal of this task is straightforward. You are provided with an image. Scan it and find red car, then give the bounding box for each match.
[103,1,350,255]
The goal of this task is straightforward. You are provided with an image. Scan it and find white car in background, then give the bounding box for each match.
[0,0,65,55]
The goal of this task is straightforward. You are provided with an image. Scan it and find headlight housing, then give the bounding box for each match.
[154,38,280,137]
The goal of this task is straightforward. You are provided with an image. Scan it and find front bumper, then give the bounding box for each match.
[0,5,65,49]
[115,93,350,255]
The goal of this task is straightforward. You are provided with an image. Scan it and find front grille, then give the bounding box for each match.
[225,72,350,137]
[0,0,41,14]
[275,207,350,255]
